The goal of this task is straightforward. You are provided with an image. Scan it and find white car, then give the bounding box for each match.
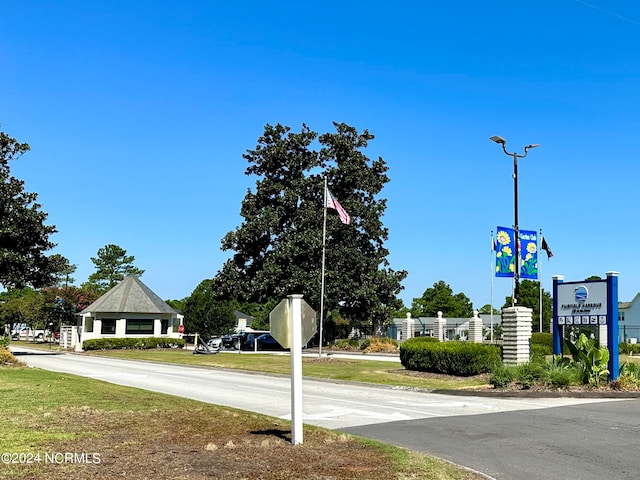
[12,328,45,341]
[207,336,223,350]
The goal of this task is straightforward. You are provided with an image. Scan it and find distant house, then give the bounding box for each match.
[233,310,255,332]
[74,275,183,351]
[618,295,640,343]
[388,312,499,341]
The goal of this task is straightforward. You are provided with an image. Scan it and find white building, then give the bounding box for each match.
[75,275,183,351]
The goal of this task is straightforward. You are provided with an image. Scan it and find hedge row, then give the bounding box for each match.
[620,342,640,355]
[531,332,552,349]
[82,337,185,351]
[400,337,501,376]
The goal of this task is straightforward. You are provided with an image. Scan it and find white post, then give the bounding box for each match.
[289,294,304,445]
[434,311,447,342]
[468,310,483,343]
[402,312,414,340]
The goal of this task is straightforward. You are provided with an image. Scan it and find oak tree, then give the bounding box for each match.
[411,280,474,318]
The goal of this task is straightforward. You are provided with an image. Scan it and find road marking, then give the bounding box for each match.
[280,406,412,422]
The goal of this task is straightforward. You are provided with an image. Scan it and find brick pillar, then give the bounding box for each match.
[502,306,532,364]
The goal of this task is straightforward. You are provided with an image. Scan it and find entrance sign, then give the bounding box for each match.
[552,272,619,380]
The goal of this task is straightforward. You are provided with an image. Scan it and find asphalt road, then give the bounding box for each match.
[12,347,640,479]
[342,399,640,480]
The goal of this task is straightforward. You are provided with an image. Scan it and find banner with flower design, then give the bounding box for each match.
[495,227,515,277]
[519,229,538,280]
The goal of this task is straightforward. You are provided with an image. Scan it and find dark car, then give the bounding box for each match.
[221,333,241,349]
[222,331,271,350]
[256,333,285,351]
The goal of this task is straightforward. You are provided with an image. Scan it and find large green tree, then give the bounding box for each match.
[49,254,77,287]
[503,279,552,332]
[410,281,474,318]
[213,123,406,335]
[0,287,46,333]
[84,244,144,292]
[0,131,60,289]
[182,279,236,336]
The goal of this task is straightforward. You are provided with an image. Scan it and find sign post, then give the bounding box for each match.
[269,294,317,445]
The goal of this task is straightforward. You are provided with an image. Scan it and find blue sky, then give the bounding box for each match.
[2,1,640,310]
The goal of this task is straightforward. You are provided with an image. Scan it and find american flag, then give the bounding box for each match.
[326,188,351,225]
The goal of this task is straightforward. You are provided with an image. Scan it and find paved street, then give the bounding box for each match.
[342,398,640,480]
[11,347,640,479]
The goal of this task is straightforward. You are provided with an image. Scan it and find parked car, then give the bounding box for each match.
[221,331,271,350]
[221,333,239,349]
[11,328,45,341]
[256,333,285,351]
[207,336,223,350]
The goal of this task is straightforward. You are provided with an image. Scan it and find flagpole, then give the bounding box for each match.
[490,230,494,343]
[319,177,328,358]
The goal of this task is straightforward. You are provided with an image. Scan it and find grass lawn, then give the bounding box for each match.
[0,365,483,479]
[83,347,489,390]
[12,340,489,389]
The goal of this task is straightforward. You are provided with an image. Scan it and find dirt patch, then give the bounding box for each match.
[390,369,490,385]
[5,405,481,480]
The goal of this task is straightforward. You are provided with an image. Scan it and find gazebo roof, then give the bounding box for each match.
[80,275,177,315]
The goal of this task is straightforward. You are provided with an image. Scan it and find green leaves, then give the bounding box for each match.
[213,122,406,336]
[410,280,473,318]
[86,244,144,292]
[0,131,59,289]
[503,279,553,331]
[182,279,236,335]
[564,333,610,385]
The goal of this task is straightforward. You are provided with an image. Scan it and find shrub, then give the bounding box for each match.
[0,348,21,366]
[361,337,399,354]
[331,339,360,350]
[531,333,553,355]
[619,343,640,355]
[514,361,546,389]
[615,362,640,390]
[489,364,514,388]
[82,337,186,351]
[400,339,501,376]
[565,334,609,385]
[544,360,581,388]
[530,344,551,361]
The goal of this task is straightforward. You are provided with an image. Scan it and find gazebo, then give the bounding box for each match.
[74,275,183,351]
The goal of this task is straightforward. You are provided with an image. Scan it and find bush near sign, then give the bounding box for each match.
[269,297,317,348]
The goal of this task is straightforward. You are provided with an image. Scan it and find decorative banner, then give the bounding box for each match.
[519,230,538,280]
[495,227,515,277]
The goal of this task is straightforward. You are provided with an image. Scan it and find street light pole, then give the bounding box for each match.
[490,135,540,306]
